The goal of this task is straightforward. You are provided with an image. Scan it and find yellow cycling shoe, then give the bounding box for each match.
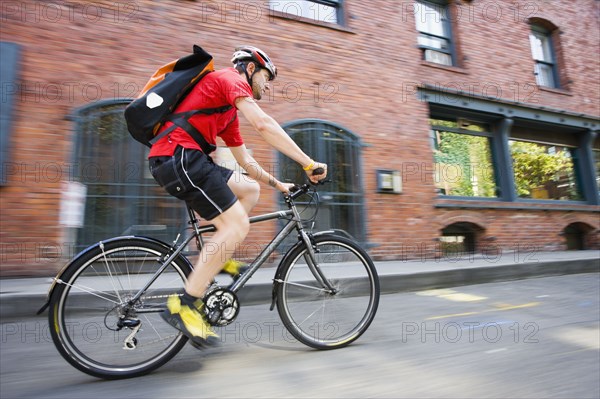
[161,294,219,349]
[221,259,249,280]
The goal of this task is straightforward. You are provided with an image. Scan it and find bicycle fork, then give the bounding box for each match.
[298,230,337,294]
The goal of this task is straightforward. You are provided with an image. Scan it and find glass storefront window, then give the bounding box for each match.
[431,120,497,198]
[510,140,583,201]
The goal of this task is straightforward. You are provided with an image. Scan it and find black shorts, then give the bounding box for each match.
[149,146,237,220]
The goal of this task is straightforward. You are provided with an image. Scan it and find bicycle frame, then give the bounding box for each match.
[128,188,333,312]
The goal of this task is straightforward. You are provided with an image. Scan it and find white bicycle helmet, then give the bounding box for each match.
[231,45,278,81]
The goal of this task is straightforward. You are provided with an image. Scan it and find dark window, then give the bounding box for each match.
[563,222,595,250]
[430,118,497,198]
[269,0,345,26]
[279,120,365,243]
[415,0,454,66]
[441,222,483,255]
[71,100,185,251]
[0,42,21,185]
[529,24,560,88]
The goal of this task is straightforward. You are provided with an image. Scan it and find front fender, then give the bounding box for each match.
[36,235,187,314]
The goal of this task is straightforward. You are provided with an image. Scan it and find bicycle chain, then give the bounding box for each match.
[139,294,179,301]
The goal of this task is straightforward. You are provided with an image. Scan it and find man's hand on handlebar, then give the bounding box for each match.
[276,182,296,194]
[305,161,328,184]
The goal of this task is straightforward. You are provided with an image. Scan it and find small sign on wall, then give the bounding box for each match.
[59,181,87,228]
[376,169,402,194]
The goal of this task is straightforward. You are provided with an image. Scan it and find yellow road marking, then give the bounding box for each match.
[493,302,541,310]
[426,302,541,320]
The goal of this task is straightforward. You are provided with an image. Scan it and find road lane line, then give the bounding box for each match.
[426,302,541,320]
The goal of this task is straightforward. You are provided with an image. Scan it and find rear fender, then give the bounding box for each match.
[36,236,191,314]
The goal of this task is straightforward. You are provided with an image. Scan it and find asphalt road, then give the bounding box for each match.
[1,273,599,399]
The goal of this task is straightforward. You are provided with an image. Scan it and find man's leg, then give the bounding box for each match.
[161,201,250,347]
[184,200,250,298]
[227,171,260,215]
[217,172,260,277]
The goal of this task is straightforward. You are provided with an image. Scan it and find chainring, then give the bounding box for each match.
[203,287,240,326]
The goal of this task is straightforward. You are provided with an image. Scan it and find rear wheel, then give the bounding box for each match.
[276,235,380,349]
[48,238,190,379]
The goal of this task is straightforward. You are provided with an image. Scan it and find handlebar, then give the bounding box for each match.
[287,180,328,201]
[284,167,327,201]
[287,184,312,201]
[312,167,325,177]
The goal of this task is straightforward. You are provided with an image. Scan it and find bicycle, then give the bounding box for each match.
[38,181,380,379]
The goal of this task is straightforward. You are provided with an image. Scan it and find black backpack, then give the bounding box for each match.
[124,45,232,153]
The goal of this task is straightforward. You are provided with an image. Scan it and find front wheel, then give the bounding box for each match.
[276,234,380,349]
[48,238,191,379]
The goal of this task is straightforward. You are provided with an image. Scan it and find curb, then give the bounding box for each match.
[377,258,600,294]
[2,258,597,320]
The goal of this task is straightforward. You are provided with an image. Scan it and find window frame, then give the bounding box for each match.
[529,24,561,89]
[421,88,599,207]
[430,117,500,200]
[414,0,456,67]
[508,138,585,202]
[69,99,187,252]
[0,42,21,186]
[278,119,367,244]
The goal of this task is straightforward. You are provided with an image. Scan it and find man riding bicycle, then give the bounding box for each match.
[148,45,327,347]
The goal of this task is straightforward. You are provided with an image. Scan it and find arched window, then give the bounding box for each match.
[279,119,366,243]
[562,222,595,250]
[441,222,485,255]
[70,100,184,251]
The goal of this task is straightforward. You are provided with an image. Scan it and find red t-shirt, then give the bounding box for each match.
[148,67,253,157]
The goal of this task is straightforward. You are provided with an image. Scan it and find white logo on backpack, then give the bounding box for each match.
[146,93,164,109]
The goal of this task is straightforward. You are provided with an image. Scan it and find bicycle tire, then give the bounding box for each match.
[48,237,191,379]
[276,234,380,349]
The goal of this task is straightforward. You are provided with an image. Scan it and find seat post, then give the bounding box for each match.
[186,205,204,250]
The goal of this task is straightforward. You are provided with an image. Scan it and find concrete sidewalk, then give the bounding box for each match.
[1,250,598,319]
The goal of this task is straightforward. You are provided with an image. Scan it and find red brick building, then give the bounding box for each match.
[1,0,599,276]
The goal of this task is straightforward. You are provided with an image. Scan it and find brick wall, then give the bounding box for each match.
[0,0,598,276]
